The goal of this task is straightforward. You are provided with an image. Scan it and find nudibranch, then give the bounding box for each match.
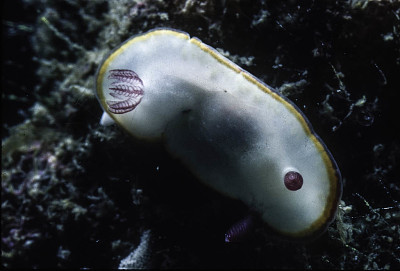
[95,28,342,239]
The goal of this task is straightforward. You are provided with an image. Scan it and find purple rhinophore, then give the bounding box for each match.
[224,215,254,243]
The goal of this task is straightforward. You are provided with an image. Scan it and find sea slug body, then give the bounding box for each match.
[95,28,342,239]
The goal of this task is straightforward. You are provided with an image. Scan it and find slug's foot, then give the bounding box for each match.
[224,215,254,243]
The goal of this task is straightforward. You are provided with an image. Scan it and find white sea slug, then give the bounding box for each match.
[95,28,342,239]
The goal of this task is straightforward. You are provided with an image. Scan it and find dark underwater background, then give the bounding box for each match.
[2,0,400,268]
